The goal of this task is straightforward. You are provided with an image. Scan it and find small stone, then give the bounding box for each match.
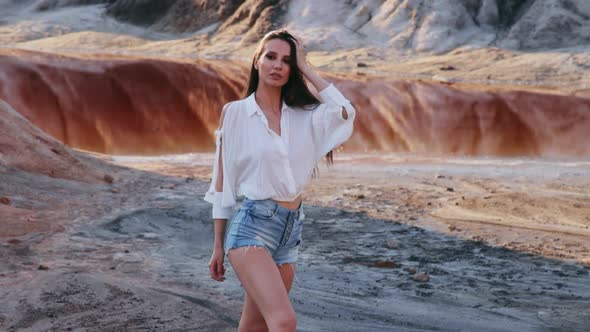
[369,260,401,269]
[439,65,456,71]
[342,256,354,263]
[412,272,430,282]
[103,174,114,184]
[38,265,49,271]
[111,188,120,193]
[435,174,445,179]
[446,187,454,192]
[0,196,10,205]
[356,194,365,199]
[357,62,368,68]
[384,239,400,249]
[404,267,417,275]
[7,239,22,245]
[432,75,454,84]
[448,225,458,231]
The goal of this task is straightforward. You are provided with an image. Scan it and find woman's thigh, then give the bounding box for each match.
[240,263,297,330]
[228,247,296,323]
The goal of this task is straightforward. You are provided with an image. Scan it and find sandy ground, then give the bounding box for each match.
[3,152,586,331]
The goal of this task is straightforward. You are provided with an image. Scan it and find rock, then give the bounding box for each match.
[113,252,143,263]
[448,225,459,231]
[404,267,417,275]
[356,194,365,199]
[439,65,456,71]
[384,239,400,249]
[103,174,114,184]
[342,256,354,263]
[138,232,158,239]
[412,272,430,282]
[111,188,120,193]
[446,187,454,192]
[38,265,49,270]
[435,174,445,179]
[432,75,454,84]
[7,239,22,245]
[0,196,10,205]
[369,260,401,269]
[357,62,368,68]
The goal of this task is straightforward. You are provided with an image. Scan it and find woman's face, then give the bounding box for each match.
[256,39,292,88]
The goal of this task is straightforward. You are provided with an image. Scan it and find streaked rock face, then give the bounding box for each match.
[0,49,247,155]
[2,0,589,52]
[1,50,589,157]
[336,78,590,157]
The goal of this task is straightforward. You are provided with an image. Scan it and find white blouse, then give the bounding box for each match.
[204,84,355,219]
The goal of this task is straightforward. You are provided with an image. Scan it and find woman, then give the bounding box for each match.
[204,29,355,331]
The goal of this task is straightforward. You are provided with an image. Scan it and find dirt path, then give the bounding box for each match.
[1,153,589,331]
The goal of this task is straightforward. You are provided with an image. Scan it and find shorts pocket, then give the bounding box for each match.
[247,204,276,220]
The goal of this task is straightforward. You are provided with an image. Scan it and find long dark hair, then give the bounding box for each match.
[245,29,333,165]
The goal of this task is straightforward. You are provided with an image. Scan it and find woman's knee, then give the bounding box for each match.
[267,310,297,331]
[238,321,267,332]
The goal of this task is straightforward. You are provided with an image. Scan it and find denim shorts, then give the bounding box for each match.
[224,198,304,265]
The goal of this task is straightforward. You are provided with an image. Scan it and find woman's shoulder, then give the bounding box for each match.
[219,96,252,126]
[223,95,253,113]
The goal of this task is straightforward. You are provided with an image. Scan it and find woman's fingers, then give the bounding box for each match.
[210,260,225,282]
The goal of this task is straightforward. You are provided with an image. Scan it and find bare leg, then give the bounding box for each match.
[238,263,296,332]
[228,247,297,332]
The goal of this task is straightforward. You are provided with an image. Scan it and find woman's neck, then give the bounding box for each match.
[255,83,282,113]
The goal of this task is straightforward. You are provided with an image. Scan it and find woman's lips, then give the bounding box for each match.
[270,73,282,79]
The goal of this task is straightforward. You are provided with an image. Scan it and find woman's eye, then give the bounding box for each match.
[266,54,275,60]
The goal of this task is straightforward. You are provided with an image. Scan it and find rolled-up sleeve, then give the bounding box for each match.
[312,83,356,158]
[204,106,237,219]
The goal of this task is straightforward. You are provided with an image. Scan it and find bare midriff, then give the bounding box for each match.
[273,195,303,212]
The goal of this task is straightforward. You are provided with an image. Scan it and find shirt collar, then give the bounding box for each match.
[247,92,289,117]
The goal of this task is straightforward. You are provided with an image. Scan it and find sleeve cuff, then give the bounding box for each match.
[319,83,350,107]
[204,191,234,220]
[212,204,234,219]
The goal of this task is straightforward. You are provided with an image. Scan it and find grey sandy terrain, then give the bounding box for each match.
[1,154,589,331]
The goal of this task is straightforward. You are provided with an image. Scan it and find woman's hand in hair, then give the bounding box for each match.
[293,34,310,73]
[292,33,329,91]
